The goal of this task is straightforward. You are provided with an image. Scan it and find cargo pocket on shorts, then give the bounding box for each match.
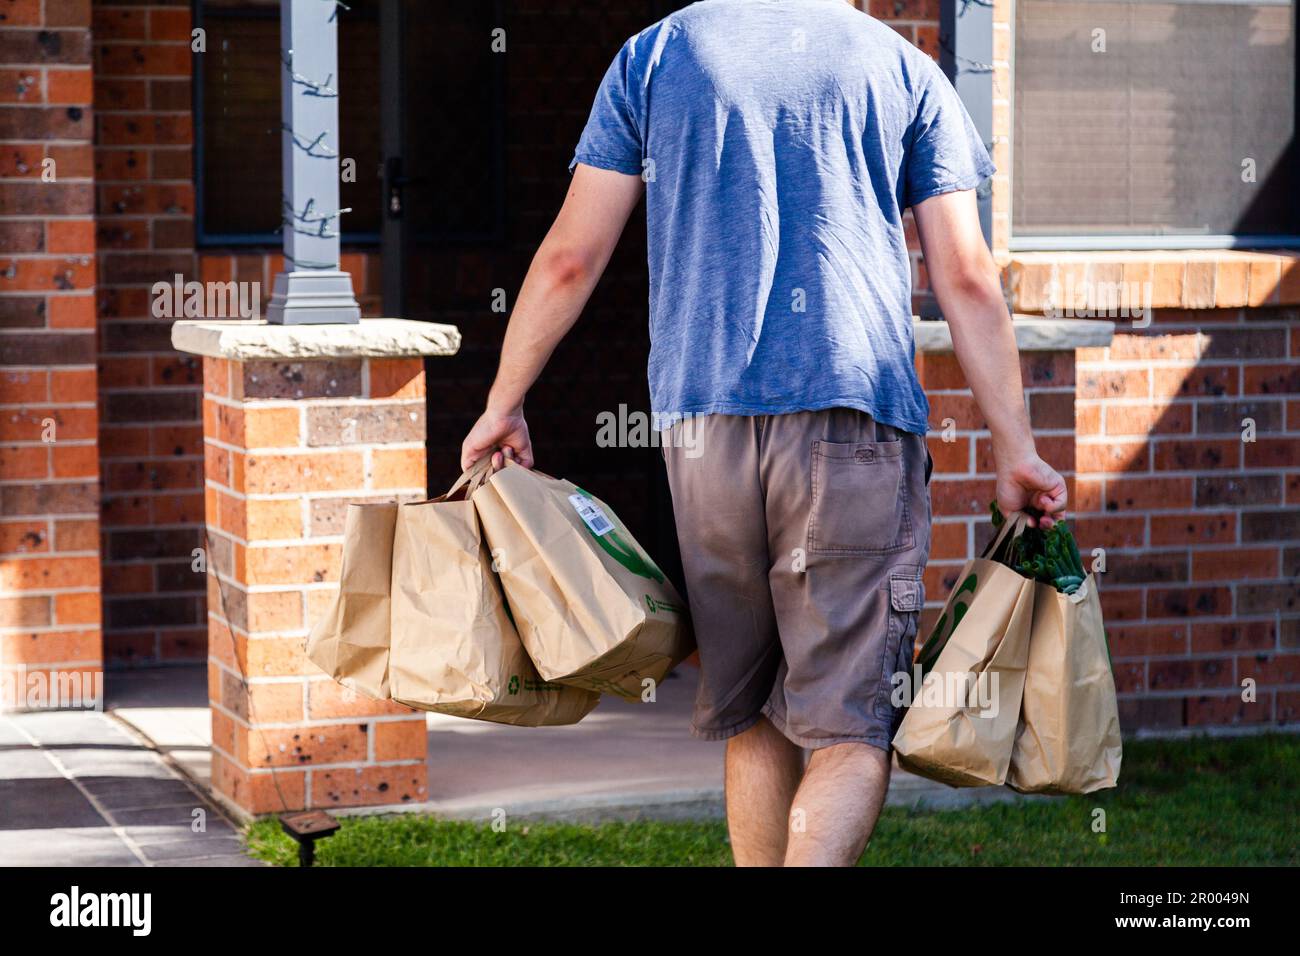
[808,439,914,554]
[875,573,925,721]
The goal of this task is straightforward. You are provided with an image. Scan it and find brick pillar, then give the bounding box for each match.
[0,0,104,710]
[175,318,458,815]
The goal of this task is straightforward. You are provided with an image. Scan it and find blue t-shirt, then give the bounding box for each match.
[570,0,995,436]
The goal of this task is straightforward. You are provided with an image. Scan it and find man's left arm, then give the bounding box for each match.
[912,188,1068,528]
[460,164,645,470]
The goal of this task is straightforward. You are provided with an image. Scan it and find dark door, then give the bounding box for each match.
[380,0,689,593]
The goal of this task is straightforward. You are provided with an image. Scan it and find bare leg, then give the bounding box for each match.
[784,742,891,867]
[724,716,804,866]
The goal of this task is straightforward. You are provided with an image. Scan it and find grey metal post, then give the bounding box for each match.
[266,0,361,325]
[940,0,995,248]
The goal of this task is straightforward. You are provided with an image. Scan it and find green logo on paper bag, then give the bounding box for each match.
[915,572,978,675]
[507,675,520,695]
[572,489,666,583]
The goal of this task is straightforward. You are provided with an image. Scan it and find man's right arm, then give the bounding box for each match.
[911,188,1068,527]
[460,163,645,471]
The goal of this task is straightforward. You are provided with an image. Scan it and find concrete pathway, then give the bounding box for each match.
[109,664,1036,825]
[0,709,261,867]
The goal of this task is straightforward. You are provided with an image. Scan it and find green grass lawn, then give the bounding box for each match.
[245,733,1299,867]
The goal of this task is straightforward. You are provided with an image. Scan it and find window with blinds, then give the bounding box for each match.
[196,0,381,243]
[1013,0,1298,241]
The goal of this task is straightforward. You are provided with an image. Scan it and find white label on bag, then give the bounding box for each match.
[569,494,614,536]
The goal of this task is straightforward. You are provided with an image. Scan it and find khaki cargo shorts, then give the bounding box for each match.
[662,408,931,752]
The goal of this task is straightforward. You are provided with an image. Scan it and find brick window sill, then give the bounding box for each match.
[1005,250,1300,313]
[914,315,1114,352]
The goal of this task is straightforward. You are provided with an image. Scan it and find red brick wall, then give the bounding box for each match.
[1074,311,1299,729]
[0,0,103,700]
[92,0,202,666]
[868,0,940,65]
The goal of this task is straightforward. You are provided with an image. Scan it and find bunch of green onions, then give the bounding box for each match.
[990,502,1087,594]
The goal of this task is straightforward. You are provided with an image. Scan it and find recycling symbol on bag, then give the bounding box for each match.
[507,675,520,695]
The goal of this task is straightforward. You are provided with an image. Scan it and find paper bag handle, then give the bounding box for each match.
[444,456,495,500]
[980,510,1032,562]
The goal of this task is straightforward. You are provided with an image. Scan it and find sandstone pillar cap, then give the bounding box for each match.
[171,318,460,361]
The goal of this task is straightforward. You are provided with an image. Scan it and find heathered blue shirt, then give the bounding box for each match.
[569,0,995,436]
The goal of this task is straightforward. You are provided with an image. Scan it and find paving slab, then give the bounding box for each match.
[0,777,106,830]
[109,804,218,828]
[123,824,234,846]
[9,709,131,746]
[0,828,143,867]
[138,836,248,863]
[0,744,67,780]
[80,779,203,809]
[0,711,262,868]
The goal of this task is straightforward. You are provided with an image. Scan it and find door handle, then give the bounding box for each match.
[384,156,428,220]
[385,156,404,219]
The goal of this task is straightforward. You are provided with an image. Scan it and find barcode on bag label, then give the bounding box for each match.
[569,494,614,536]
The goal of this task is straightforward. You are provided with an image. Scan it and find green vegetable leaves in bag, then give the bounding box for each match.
[990,501,1087,594]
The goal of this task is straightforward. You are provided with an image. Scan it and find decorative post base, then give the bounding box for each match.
[265,271,362,326]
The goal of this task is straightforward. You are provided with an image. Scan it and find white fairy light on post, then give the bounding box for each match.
[266,0,360,325]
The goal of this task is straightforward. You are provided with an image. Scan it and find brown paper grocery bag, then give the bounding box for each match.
[304,502,398,701]
[892,514,1037,788]
[473,461,695,698]
[1008,575,1122,794]
[389,461,598,725]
